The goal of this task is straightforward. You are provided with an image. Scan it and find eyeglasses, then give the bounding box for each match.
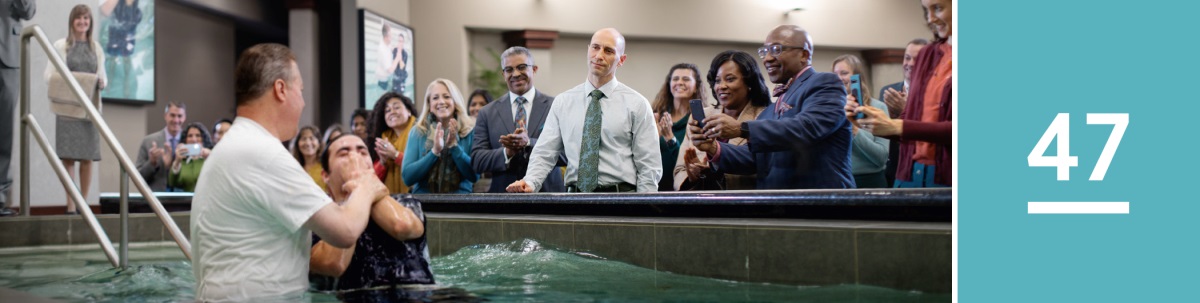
[757,44,807,58]
[502,64,532,74]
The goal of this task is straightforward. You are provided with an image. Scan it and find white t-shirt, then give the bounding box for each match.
[191,117,331,302]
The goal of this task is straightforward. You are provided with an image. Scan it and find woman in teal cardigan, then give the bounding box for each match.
[169,122,213,192]
[402,79,478,193]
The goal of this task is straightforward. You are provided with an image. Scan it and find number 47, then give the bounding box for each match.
[1027,113,1128,181]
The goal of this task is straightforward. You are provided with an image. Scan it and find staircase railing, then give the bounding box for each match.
[19,25,191,268]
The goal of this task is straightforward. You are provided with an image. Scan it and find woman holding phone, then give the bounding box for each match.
[650,63,704,191]
[854,0,953,188]
[168,122,212,192]
[833,54,889,188]
[676,51,770,191]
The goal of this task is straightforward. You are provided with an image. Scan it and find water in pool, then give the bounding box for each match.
[0,240,950,302]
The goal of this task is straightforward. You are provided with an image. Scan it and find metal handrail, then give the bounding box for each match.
[19,25,192,265]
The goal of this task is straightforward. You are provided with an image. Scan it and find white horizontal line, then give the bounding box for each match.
[1028,202,1129,214]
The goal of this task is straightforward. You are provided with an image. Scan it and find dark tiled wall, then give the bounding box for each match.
[0,213,190,247]
[426,215,951,293]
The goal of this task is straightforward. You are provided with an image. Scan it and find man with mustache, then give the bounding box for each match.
[507,28,661,193]
[471,46,566,192]
[692,25,854,189]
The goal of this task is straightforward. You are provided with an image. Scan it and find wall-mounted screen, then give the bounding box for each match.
[98,0,155,103]
[359,9,413,109]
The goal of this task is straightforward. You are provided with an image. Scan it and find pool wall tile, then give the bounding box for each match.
[746,228,856,286]
[571,223,655,269]
[654,225,748,281]
[856,231,951,292]
[438,219,503,256]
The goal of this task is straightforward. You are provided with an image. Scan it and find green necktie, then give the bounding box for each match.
[577,89,604,192]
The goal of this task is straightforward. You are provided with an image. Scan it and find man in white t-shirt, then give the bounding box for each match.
[190,43,388,302]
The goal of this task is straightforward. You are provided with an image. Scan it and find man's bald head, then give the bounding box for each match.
[767,25,812,62]
[593,28,626,55]
[762,25,814,84]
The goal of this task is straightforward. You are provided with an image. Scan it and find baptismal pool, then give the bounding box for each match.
[0,240,950,302]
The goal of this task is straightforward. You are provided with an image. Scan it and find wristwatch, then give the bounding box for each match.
[740,121,751,139]
[666,137,678,146]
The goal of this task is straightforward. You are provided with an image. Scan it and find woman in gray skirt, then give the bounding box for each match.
[50,5,107,214]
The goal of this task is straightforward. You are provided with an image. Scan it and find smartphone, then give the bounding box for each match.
[689,99,706,129]
[850,74,864,119]
[186,144,202,157]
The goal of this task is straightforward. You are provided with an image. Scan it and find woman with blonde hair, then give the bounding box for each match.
[47,5,106,214]
[401,79,478,193]
[832,54,889,188]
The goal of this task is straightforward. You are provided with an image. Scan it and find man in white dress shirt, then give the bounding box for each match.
[507,28,661,193]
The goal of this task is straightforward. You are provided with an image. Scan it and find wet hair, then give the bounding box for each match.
[651,63,705,115]
[181,122,213,149]
[367,92,417,161]
[832,54,874,102]
[320,133,354,174]
[289,125,322,166]
[707,50,771,109]
[234,43,296,106]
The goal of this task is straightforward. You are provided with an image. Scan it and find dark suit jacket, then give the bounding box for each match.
[0,0,35,68]
[471,90,565,192]
[715,68,855,189]
[135,129,176,191]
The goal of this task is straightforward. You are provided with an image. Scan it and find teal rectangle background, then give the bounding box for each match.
[962,0,1199,301]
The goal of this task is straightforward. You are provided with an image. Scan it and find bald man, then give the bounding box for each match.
[692,25,854,189]
[507,28,661,193]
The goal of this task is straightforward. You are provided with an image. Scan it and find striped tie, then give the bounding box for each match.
[514,96,528,129]
[577,90,604,192]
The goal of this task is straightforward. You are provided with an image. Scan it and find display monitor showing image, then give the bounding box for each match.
[360,9,413,109]
[98,0,155,103]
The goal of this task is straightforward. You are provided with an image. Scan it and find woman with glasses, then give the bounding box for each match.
[651,63,704,191]
[853,0,953,187]
[675,51,770,191]
[401,79,478,193]
[833,54,890,188]
[368,91,419,194]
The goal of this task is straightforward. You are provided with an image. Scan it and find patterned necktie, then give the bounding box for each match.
[577,89,604,192]
[514,96,528,129]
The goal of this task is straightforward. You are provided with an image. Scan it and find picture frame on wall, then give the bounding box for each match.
[98,0,156,104]
[359,9,414,109]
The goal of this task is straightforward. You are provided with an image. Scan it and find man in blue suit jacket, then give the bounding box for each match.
[0,0,35,215]
[471,47,565,192]
[693,25,854,189]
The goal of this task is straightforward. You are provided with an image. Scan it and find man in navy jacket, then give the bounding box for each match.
[692,25,854,189]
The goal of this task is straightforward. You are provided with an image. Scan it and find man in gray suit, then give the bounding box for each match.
[0,0,35,216]
[471,46,565,192]
[135,101,186,191]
